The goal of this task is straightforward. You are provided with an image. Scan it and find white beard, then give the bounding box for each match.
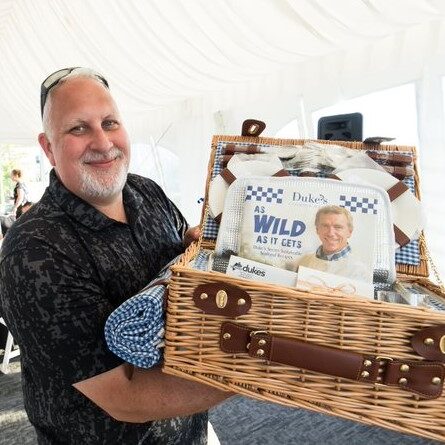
[79,148,129,200]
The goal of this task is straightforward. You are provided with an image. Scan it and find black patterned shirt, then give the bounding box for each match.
[0,170,207,444]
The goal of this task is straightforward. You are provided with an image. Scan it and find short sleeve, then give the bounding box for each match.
[0,244,122,383]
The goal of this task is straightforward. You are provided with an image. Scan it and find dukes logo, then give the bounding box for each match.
[231,262,243,271]
[232,261,266,277]
[292,191,328,205]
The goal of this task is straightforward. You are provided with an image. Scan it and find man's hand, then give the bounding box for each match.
[183,226,200,248]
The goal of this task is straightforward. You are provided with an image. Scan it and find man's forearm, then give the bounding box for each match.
[74,363,233,423]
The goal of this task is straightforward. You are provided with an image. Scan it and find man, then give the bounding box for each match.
[297,205,371,282]
[0,68,230,444]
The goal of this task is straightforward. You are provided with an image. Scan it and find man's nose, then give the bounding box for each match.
[90,127,113,151]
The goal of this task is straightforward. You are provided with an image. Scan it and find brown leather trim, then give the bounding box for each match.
[220,322,256,353]
[224,143,236,153]
[412,325,445,362]
[384,360,444,399]
[387,181,409,202]
[220,154,233,166]
[366,151,413,166]
[219,168,237,185]
[214,213,222,224]
[241,119,266,137]
[272,169,290,177]
[193,285,251,317]
[246,144,259,154]
[394,224,410,247]
[224,144,260,155]
[249,331,375,381]
[220,322,444,399]
[382,165,414,179]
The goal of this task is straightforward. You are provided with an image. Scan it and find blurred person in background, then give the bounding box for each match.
[10,169,29,218]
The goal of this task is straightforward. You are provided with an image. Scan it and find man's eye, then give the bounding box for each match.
[103,120,118,130]
[70,125,86,134]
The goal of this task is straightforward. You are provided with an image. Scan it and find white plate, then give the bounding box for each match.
[208,153,284,220]
[336,168,424,247]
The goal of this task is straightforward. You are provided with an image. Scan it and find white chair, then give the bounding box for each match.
[0,316,20,373]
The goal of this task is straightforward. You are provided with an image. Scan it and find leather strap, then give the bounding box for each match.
[219,168,237,185]
[272,169,290,177]
[394,224,411,247]
[382,165,414,179]
[387,180,409,201]
[220,322,444,399]
[224,143,259,155]
[366,151,413,166]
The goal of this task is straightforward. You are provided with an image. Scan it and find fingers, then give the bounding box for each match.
[184,226,201,247]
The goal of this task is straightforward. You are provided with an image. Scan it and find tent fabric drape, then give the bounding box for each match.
[0,0,444,143]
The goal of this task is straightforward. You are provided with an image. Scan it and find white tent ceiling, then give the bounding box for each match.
[0,0,445,276]
[0,0,445,144]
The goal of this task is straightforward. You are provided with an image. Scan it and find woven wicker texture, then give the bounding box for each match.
[164,136,445,441]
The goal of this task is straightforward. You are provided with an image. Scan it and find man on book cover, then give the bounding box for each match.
[297,205,371,282]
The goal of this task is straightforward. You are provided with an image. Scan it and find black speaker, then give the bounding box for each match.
[317,112,363,141]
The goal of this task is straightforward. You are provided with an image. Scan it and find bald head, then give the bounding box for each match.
[42,70,111,139]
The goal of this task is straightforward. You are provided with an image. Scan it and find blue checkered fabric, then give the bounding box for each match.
[104,255,181,368]
[395,175,420,266]
[191,250,212,271]
[395,238,420,265]
[202,141,275,240]
[104,286,165,368]
[202,142,225,240]
[245,185,283,203]
[339,195,378,214]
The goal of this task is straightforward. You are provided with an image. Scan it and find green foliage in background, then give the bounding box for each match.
[2,161,14,204]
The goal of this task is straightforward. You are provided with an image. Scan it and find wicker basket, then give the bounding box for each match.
[163,136,445,442]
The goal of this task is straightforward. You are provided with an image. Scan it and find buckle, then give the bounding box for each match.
[250,330,268,337]
[376,355,393,363]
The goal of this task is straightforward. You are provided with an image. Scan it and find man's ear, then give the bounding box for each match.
[38,133,56,166]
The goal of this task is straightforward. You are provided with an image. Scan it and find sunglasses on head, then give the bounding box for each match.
[40,67,109,117]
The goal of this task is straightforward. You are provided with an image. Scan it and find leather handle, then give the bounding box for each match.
[241,119,266,137]
[220,322,444,399]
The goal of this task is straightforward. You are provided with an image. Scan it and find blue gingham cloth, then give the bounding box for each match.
[203,142,232,240]
[105,286,165,368]
[104,255,181,368]
[190,249,212,271]
[394,176,420,266]
[203,141,273,240]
